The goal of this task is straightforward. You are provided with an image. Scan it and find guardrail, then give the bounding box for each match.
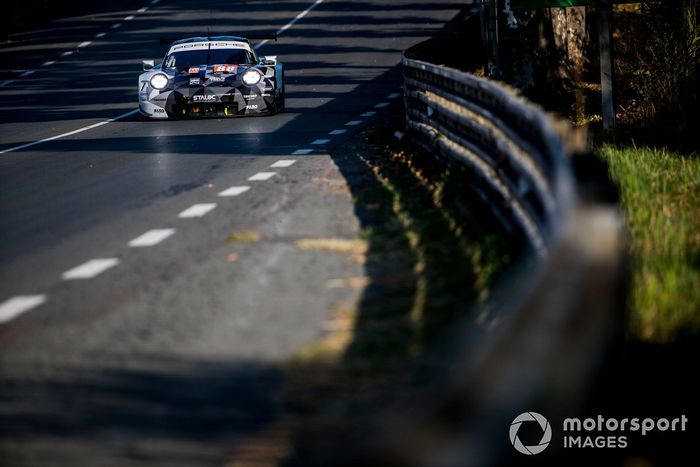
[403,56,572,258]
[340,15,628,467]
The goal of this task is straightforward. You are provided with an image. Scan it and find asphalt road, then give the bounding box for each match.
[0,1,464,465]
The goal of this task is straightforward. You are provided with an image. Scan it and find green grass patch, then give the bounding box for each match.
[598,145,700,342]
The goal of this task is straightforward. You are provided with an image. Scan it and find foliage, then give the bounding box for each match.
[613,0,699,131]
[598,144,700,342]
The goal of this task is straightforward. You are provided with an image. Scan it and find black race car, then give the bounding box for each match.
[138,36,284,118]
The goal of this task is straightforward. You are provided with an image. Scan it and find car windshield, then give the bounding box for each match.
[164,48,255,68]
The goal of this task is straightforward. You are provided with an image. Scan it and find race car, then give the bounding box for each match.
[138,35,284,118]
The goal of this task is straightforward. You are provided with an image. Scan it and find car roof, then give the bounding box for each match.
[170,36,250,46]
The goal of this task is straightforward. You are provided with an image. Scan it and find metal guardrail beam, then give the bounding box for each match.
[403,56,575,256]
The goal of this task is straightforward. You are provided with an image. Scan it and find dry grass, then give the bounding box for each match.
[226,230,261,243]
[294,238,368,262]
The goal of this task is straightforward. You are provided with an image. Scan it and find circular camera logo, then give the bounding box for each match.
[509,412,552,455]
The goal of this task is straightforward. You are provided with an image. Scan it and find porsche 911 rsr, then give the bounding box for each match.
[138,36,284,119]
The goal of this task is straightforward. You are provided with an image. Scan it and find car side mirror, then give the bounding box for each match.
[142,59,155,71]
[258,56,276,66]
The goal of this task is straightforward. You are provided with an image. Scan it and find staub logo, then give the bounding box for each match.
[510,412,552,455]
[193,95,216,102]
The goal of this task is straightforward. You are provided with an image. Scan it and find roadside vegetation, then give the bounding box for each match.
[598,1,699,342]
[612,1,699,135]
[598,145,700,342]
[506,1,699,342]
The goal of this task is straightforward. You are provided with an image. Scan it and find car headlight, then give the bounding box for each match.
[242,69,262,86]
[150,73,169,90]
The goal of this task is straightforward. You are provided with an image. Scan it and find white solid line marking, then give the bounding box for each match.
[329,129,347,135]
[62,258,119,280]
[151,0,160,4]
[311,139,330,145]
[0,295,47,324]
[345,120,362,126]
[271,159,296,168]
[387,93,401,99]
[128,228,175,247]
[19,70,34,77]
[254,0,326,50]
[0,109,138,154]
[218,186,250,197]
[138,7,148,13]
[61,51,73,57]
[292,149,313,155]
[124,15,135,21]
[111,23,122,29]
[361,111,376,117]
[0,80,13,87]
[374,102,390,108]
[95,32,106,38]
[178,203,217,218]
[78,41,92,48]
[41,61,55,67]
[248,172,276,181]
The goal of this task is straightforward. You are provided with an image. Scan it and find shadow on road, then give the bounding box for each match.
[0,358,283,466]
[272,110,519,465]
[0,2,525,466]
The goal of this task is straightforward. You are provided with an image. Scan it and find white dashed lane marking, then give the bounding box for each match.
[292,149,313,155]
[345,120,362,126]
[62,258,119,280]
[4,1,153,87]
[151,0,160,4]
[248,172,276,181]
[0,295,47,324]
[128,228,175,247]
[311,139,330,145]
[361,111,376,117]
[255,0,326,50]
[178,203,217,218]
[270,160,296,168]
[218,186,251,197]
[374,102,390,108]
[329,129,346,135]
[387,93,402,99]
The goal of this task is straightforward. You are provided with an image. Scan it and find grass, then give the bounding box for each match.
[597,144,700,342]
